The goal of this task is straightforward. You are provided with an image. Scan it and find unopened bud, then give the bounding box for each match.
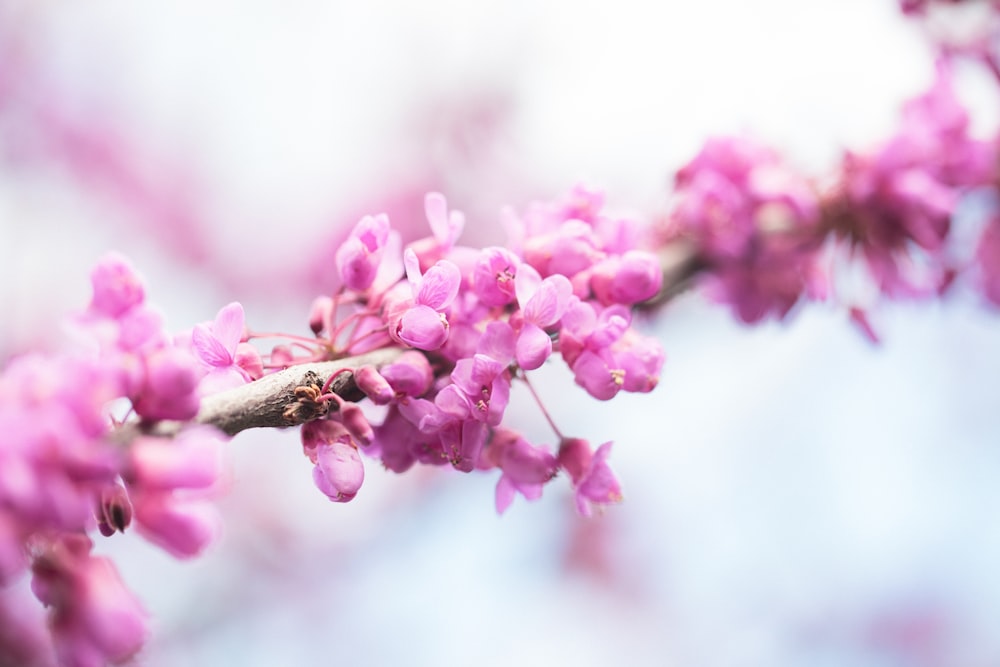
[355,365,394,404]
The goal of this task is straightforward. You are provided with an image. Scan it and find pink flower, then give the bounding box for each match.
[132,347,201,421]
[125,428,226,558]
[472,246,520,307]
[30,535,147,667]
[514,263,573,370]
[829,63,993,298]
[557,439,623,516]
[313,441,365,503]
[301,421,365,502]
[379,351,435,398]
[95,483,133,537]
[87,253,146,318]
[589,250,663,306]
[489,429,558,514]
[408,192,466,269]
[191,302,261,395]
[130,495,220,559]
[392,249,461,351]
[335,213,391,291]
[354,365,395,405]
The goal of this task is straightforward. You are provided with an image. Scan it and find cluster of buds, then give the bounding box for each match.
[655,59,999,333]
[292,190,665,513]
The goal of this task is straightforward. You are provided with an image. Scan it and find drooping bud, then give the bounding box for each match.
[354,365,394,404]
[313,442,364,502]
[338,402,374,446]
[96,483,133,536]
[308,296,334,336]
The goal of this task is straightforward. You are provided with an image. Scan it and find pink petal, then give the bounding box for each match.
[212,302,245,355]
[191,324,232,367]
[514,262,542,308]
[397,304,449,350]
[479,321,516,363]
[417,260,461,310]
[425,192,450,241]
[516,323,552,371]
[524,274,573,326]
[495,474,516,515]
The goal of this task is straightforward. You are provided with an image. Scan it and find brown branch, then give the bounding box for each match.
[119,347,403,440]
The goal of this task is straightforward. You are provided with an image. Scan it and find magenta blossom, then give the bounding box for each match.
[335,213,392,291]
[302,420,365,502]
[557,439,623,516]
[88,253,146,318]
[390,249,461,351]
[514,264,573,370]
[191,302,262,396]
[30,535,148,667]
[489,429,558,514]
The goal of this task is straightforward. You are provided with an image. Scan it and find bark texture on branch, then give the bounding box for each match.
[122,347,403,440]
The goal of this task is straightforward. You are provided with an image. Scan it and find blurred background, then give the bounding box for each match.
[3,0,1000,665]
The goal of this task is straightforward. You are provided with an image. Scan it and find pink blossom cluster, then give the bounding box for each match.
[0,255,239,666]
[655,60,1000,327]
[659,137,824,323]
[285,190,664,514]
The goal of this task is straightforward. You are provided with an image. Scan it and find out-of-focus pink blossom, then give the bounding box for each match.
[661,136,823,322]
[124,427,226,558]
[409,192,466,269]
[589,250,663,306]
[88,253,146,318]
[30,535,147,667]
[828,63,994,298]
[132,347,201,421]
[95,483,133,537]
[557,439,623,516]
[472,246,520,307]
[488,429,558,514]
[335,213,392,291]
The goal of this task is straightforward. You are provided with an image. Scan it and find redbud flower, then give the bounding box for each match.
[589,250,663,306]
[88,253,146,318]
[472,246,520,307]
[131,495,220,559]
[408,192,466,268]
[355,365,395,404]
[514,264,573,370]
[132,347,200,421]
[336,213,392,291]
[558,439,623,516]
[379,351,434,398]
[125,428,225,558]
[313,441,364,503]
[393,249,461,351]
[489,429,558,514]
[30,535,148,667]
[192,302,260,395]
[95,483,133,537]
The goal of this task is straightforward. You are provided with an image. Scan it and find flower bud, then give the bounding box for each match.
[313,442,364,502]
